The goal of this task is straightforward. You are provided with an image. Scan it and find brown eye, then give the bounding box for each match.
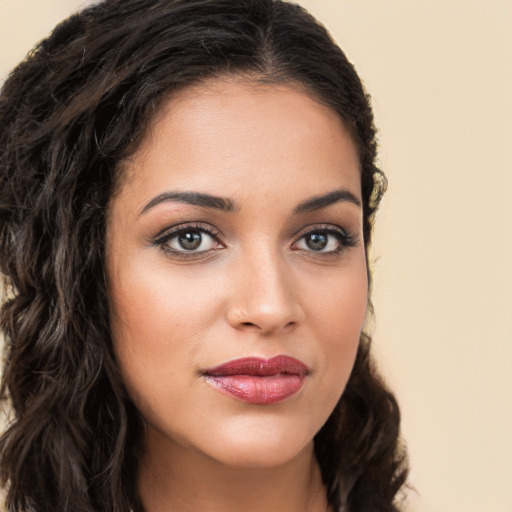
[177,231,203,250]
[295,230,342,253]
[304,232,328,251]
[162,228,220,253]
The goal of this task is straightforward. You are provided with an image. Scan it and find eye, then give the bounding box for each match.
[153,224,223,256]
[293,227,358,254]
[167,229,214,252]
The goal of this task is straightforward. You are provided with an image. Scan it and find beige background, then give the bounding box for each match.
[1,1,511,511]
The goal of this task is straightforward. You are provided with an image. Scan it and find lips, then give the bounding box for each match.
[202,356,309,404]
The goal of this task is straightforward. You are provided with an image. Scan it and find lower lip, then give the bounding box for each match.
[205,375,305,404]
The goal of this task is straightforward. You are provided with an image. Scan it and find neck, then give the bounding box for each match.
[137,431,329,512]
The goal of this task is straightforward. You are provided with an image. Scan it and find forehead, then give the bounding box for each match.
[117,78,361,207]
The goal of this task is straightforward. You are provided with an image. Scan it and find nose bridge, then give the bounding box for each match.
[227,242,303,334]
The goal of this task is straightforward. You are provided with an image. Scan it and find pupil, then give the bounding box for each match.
[178,231,202,250]
[306,233,327,251]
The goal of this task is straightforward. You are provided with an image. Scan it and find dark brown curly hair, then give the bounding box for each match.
[0,1,408,511]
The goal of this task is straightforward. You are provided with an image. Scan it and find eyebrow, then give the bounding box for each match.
[293,189,361,215]
[139,187,361,216]
[139,191,238,215]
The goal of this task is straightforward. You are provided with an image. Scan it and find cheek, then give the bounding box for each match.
[305,249,368,340]
[107,259,220,409]
[109,254,222,337]
[304,255,368,408]
[107,243,368,455]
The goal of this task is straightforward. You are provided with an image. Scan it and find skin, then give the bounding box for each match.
[106,78,368,512]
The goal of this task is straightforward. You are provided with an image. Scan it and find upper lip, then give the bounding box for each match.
[202,355,310,377]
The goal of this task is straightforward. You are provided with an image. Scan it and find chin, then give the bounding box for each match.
[193,416,318,469]
[209,441,313,470]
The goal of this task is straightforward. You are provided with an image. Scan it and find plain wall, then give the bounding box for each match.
[1,1,511,511]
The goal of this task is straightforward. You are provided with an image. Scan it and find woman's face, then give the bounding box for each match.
[106,79,368,469]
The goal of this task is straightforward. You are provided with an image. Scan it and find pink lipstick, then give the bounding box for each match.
[202,356,309,404]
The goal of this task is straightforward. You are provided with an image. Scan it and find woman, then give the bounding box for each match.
[0,0,408,511]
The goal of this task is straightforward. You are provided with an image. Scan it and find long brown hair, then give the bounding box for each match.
[0,1,408,510]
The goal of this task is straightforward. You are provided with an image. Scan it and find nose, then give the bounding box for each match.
[226,250,305,335]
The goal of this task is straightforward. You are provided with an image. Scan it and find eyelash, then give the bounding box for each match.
[152,222,359,259]
[152,222,223,259]
[291,225,359,257]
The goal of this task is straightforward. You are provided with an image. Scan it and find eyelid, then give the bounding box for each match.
[149,221,358,258]
[152,221,221,242]
[151,222,224,256]
[291,224,359,253]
